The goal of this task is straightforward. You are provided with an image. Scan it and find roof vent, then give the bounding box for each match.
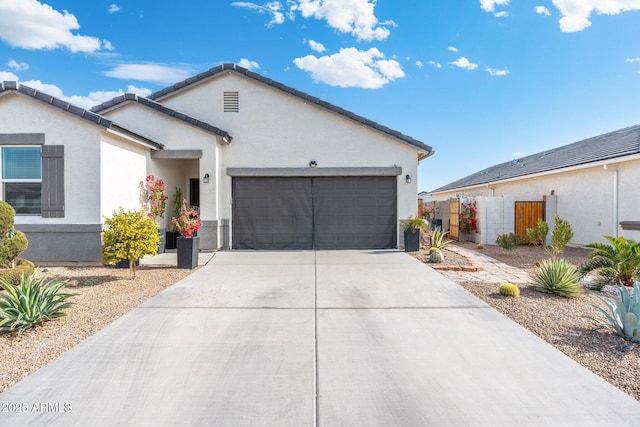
[224,91,239,112]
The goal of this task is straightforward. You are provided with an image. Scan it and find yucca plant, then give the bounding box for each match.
[585,282,640,342]
[0,275,76,334]
[529,258,583,298]
[579,235,640,288]
[427,226,453,263]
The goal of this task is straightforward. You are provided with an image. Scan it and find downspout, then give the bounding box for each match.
[603,164,619,237]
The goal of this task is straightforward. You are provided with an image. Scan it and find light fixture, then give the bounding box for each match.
[309,160,317,168]
[222,134,233,145]
[203,173,210,184]
[405,174,411,184]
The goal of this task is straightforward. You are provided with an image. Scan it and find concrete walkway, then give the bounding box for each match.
[1,250,640,426]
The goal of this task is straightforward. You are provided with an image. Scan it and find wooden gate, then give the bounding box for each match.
[515,201,544,241]
[449,198,460,240]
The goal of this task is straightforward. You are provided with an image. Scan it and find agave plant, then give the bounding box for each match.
[0,275,76,334]
[585,282,640,342]
[579,235,640,288]
[427,227,453,263]
[529,258,583,298]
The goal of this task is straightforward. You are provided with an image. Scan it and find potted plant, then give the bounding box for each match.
[171,198,202,269]
[165,187,182,250]
[401,216,426,252]
[144,175,168,253]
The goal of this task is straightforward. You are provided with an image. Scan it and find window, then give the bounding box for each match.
[1,146,42,214]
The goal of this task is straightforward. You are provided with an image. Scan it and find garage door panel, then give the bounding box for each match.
[233,178,313,250]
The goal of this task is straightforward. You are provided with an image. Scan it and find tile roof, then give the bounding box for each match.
[0,81,163,150]
[148,63,433,158]
[92,93,232,140]
[431,123,640,193]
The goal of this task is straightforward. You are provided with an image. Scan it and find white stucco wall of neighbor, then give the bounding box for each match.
[432,158,640,246]
[0,93,102,224]
[157,73,421,242]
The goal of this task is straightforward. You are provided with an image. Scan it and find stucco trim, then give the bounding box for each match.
[151,150,203,159]
[226,167,402,177]
[0,133,45,145]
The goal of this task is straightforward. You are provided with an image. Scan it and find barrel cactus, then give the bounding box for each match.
[429,249,444,263]
[498,282,520,298]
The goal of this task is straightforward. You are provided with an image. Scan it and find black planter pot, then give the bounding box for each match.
[177,236,200,269]
[165,231,178,250]
[115,259,140,269]
[404,230,421,252]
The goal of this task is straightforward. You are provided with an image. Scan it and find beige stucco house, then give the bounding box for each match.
[0,64,433,263]
[430,124,640,245]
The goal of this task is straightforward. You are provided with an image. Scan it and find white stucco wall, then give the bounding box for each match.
[100,135,149,219]
[0,93,102,224]
[154,73,421,236]
[431,158,640,245]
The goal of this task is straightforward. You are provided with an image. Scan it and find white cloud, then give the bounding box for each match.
[0,0,112,53]
[415,60,424,69]
[0,70,19,81]
[495,11,509,17]
[293,47,404,89]
[448,46,459,53]
[535,5,552,15]
[486,66,510,76]
[449,57,478,70]
[480,0,509,12]
[552,0,640,33]
[231,2,285,26]
[237,58,261,70]
[308,39,326,53]
[108,4,121,14]
[513,151,524,158]
[626,57,640,62]
[233,0,392,41]
[103,63,193,84]
[428,60,442,68]
[8,59,28,71]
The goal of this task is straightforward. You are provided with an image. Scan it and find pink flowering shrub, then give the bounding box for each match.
[145,175,168,220]
[171,199,201,238]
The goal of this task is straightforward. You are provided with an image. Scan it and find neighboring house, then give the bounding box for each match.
[0,64,433,264]
[430,124,640,245]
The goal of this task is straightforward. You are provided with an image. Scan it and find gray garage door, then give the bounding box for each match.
[232,177,397,250]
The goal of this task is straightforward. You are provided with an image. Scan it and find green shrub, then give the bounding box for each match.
[102,208,160,279]
[585,282,640,342]
[0,258,35,286]
[401,216,426,233]
[579,235,640,288]
[498,283,520,297]
[495,233,525,250]
[0,201,29,268]
[169,187,182,232]
[0,275,76,334]
[529,258,583,298]
[550,216,573,258]
[526,218,549,247]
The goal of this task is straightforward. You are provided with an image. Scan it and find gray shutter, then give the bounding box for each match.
[41,145,64,218]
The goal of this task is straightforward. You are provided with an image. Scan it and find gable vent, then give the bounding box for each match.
[224,91,239,112]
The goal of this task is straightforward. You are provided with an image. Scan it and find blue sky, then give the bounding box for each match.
[1,1,640,192]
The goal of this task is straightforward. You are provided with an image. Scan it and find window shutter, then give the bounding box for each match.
[41,145,64,218]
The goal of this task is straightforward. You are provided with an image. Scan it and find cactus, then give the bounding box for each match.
[498,282,520,298]
[429,249,444,263]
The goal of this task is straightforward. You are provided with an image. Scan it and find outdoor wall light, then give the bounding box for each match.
[405,174,412,184]
[203,173,210,184]
[309,160,317,168]
[222,134,233,145]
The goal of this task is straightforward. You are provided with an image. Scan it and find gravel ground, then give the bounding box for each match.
[0,264,194,393]
[434,242,640,401]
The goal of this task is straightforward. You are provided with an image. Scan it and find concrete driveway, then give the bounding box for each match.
[1,250,640,426]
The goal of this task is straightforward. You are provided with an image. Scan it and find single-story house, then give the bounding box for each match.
[429,124,640,245]
[0,64,433,264]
